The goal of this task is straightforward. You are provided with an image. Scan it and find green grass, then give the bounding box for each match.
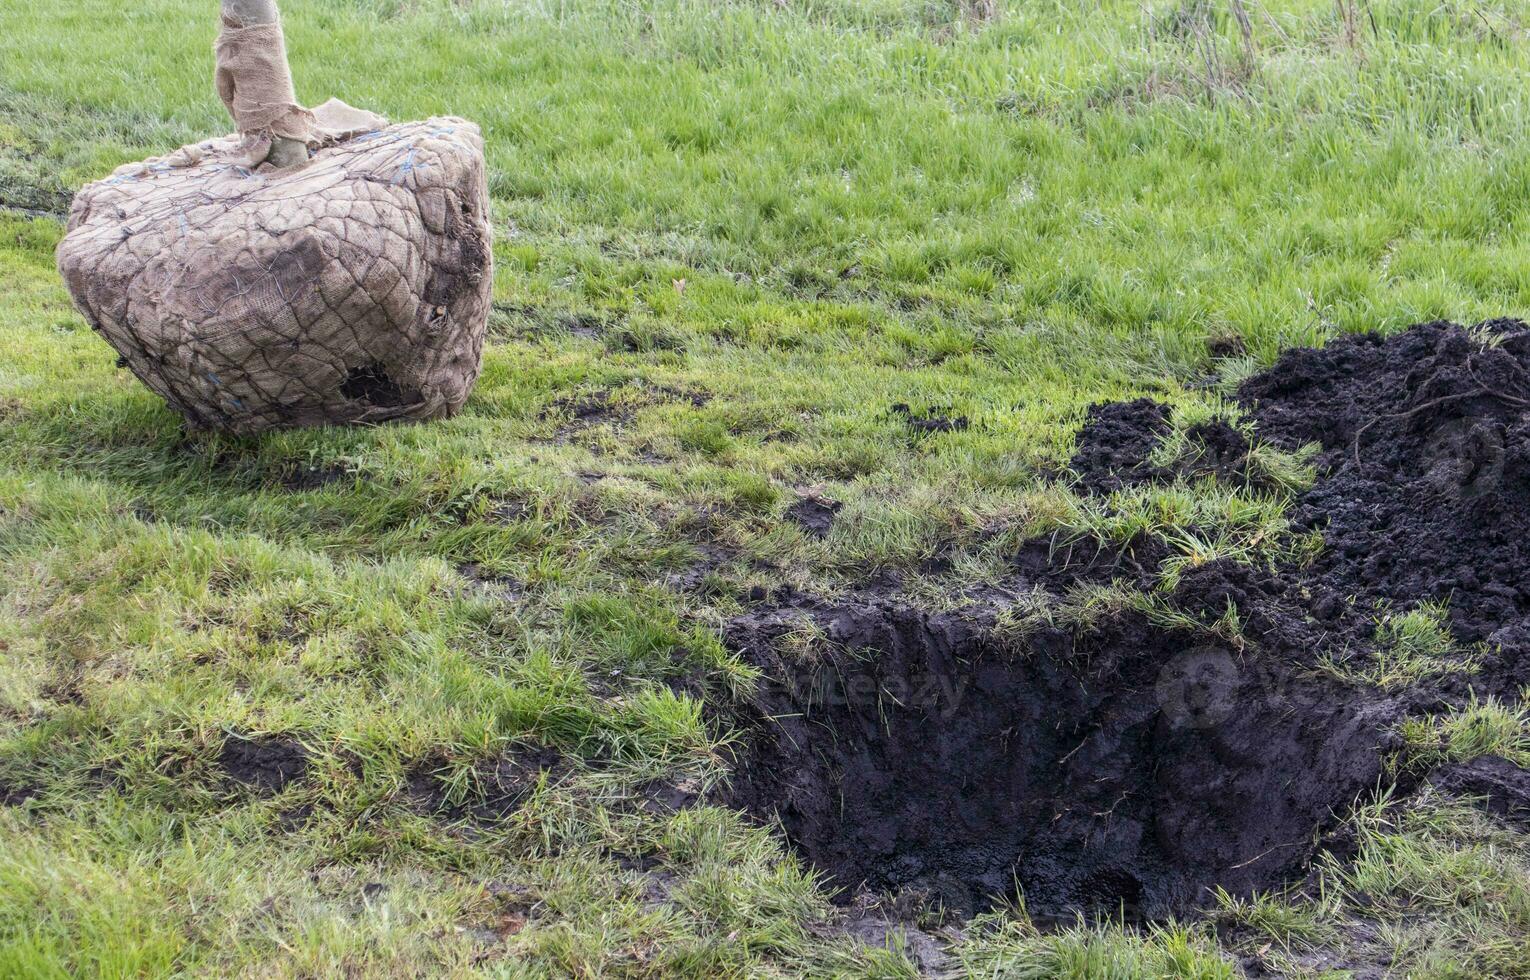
[1401,690,1530,770]
[1320,601,1482,690]
[1214,795,1530,978]
[3,0,1530,974]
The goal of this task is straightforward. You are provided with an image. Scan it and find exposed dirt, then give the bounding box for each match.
[219,733,309,795]
[725,596,1391,919]
[1068,398,1258,494]
[458,562,527,602]
[539,384,711,442]
[1207,333,1247,359]
[822,900,955,975]
[785,495,842,539]
[0,774,39,807]
[1428,756,1530,830]
[1242,319,1530,645]
[408,744,563,822]
[725,319,1530,922]
[545,390,620,426]
[891,403,970,434]
[1011,532,1170,593]
[1067,398,1171,492]
[633,776,704,816]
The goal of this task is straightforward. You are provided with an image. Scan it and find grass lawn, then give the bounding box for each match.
[2,0,1530,975]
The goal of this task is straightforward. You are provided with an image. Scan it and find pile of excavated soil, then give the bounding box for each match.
[724,319,1530,921]
[1242,319,1530,650]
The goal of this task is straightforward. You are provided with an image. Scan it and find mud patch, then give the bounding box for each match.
[1068,398,1171,493]
[539,384,711,442]
[1011,532,1171,593]
[891,403,969,435]
[633,775,704,815]
[0,774,39,807]
[820,900,955,975]
[785,494,842,539]
[544,390,620,427]
[458,562,526,601]
[1069,399,1257,494]
[219,733,309,795]
[1207,333,1247,359]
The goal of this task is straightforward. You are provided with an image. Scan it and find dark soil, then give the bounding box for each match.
[1068,399,1258,494]
[891,403,970,434]
[1428,755,1530,830]
[785,495,842,539]
[829,907,953,974]
[0,774,38,807]
[724,599,1390,919]
[1241,319,1530,644]
[634,776,703,815]
[458,562,527,601]
[725,319,1530,922]
[1207,333,1247,359]
[1067,398,1171,492]
[219,734,309,795]
[545,390,619,426]
[1011,531,1171,593]
[540,385,711,442]
[408,744,563,822]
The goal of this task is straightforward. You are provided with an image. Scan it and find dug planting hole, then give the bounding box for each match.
[724,592,1391,920]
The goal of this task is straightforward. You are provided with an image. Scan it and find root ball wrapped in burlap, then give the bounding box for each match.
[56,107,493,433]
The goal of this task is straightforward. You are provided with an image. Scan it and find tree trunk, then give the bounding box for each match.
[222,0,280,22]
[220,0,308,168]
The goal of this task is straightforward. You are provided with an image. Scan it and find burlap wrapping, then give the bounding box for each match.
[214,18,315,145]
[56,105,494,433]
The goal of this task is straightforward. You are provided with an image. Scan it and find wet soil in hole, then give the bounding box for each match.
[726,319,1530,920]
[725,597,1392,919]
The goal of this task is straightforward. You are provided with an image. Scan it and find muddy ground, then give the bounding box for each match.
[725,319,1530,920]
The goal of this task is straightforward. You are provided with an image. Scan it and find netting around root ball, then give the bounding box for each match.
[57,106,493,434]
